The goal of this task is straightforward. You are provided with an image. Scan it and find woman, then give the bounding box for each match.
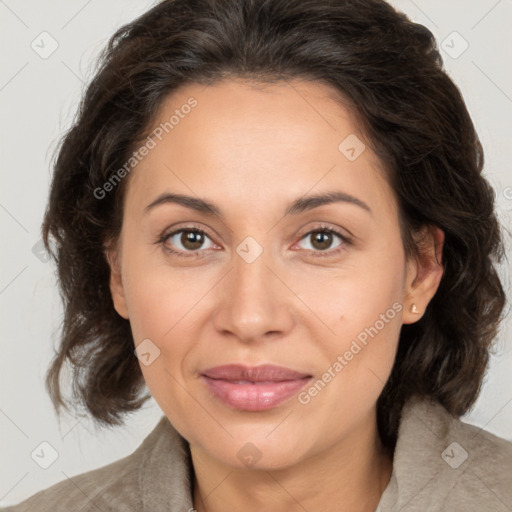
[3,0,511,510]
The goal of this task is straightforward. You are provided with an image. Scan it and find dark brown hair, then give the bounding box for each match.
[42,0,508,448]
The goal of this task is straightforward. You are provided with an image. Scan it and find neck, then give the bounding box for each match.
[191,410,393,512]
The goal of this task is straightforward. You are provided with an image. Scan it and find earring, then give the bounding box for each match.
[411,303,419,314]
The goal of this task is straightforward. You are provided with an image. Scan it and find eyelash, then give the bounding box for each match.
[156,223,352,259]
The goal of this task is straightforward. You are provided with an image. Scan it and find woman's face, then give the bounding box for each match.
[108,78,443,470]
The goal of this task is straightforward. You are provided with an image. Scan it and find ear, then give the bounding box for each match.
[402,224,444,325]
[104,241,129,320]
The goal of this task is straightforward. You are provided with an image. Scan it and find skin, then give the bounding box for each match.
[107,78,444,512]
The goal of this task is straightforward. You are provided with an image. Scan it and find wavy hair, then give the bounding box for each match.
[42,0,508,448]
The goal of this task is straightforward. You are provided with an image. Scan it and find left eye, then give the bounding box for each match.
[296,228,345,253]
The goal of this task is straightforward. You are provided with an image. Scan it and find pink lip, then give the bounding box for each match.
[200,364,312,411]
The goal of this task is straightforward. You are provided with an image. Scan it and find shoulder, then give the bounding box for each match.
[437,402,512,510]
[1,417,172,512]
[380,395,512,511]
[2,454,141,512]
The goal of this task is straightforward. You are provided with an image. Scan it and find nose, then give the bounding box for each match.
[212,243,295,344]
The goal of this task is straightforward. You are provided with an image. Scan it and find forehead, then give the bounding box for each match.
[124,78,396,221]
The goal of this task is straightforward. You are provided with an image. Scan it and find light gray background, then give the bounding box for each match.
[1,0,511,507]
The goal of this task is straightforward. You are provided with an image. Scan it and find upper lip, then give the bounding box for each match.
[201,364,312,382]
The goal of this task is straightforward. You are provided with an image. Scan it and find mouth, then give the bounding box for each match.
[200,364,313,411]
[201,363,312,381]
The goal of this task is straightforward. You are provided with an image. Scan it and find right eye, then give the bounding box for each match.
[158,227,217,258]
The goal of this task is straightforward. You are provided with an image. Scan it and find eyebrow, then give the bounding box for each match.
[144,191,372,218]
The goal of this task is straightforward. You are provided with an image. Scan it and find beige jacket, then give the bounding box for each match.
[3,396,511,511]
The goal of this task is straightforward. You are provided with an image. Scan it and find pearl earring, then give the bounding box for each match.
[411,303,419,314]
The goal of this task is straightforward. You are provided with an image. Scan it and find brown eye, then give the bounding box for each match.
[299,229,343,252]
[179,230,206,251]
[161,228,215,255]
[295,226,351,258]
[310,231,335,251]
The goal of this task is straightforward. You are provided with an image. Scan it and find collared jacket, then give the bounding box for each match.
[2,395,511,511]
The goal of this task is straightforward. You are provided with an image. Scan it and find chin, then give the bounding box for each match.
[200,426,314,472]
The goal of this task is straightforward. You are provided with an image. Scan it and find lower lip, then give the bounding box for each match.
[201,376,312,411]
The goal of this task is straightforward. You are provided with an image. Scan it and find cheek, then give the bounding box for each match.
[123,262,202,424]
[300,246,405,388]
[304,249,405,338]
[121,255,214,397]
[296,282,403,426]
[321,286,402,389]
[121,250,204,342]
